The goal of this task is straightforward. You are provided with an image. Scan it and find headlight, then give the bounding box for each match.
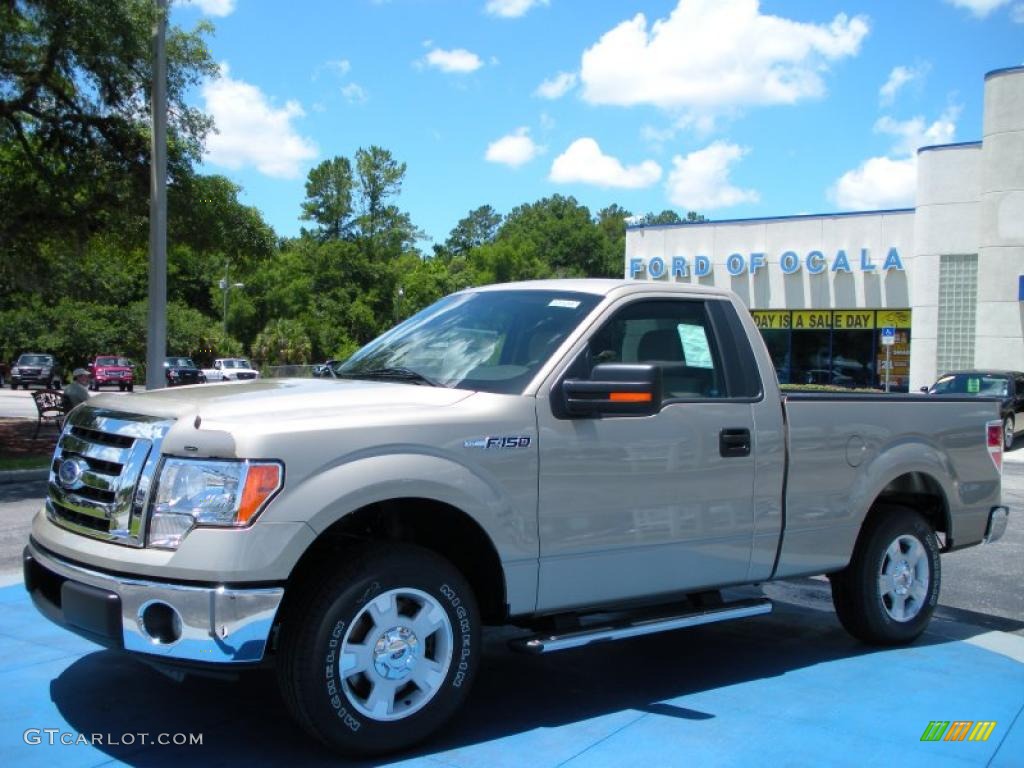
[11,367,19,374]
[41,366,51,374]
[148,458,282,549]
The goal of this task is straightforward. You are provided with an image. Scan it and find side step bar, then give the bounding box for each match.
[510,598,772,654]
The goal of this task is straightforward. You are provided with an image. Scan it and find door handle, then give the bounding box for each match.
[719,428,751,458]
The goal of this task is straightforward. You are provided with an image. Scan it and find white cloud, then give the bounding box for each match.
[664,141,758,209]
[341,83,368,104]
[202,64,318,179]
[535,72,577,100]
[179,0,236,16]
[549,138,662,188]
[485,0,548,18]
[944,0,1011,17]
[874,107,960,155]
[325,59,351,76]
[879,64,929,106]
[485,128,543,167]
[422,47,484,74]
[831,107,960,209]
[1012,2,1024,21]
[579,0,868,112]
[830,156,917,210]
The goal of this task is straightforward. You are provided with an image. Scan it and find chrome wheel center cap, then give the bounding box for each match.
[373,626,419,680]
[893,560,912,594]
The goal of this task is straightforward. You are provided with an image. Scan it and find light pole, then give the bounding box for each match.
[219,264,244,336]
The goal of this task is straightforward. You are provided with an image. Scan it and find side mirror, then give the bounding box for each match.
[561,363,663,418]
[919,386,929,393]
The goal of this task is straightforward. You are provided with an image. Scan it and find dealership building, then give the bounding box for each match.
[624,65,1024,392]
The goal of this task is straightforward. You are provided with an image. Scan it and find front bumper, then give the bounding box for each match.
[24,540,284,664]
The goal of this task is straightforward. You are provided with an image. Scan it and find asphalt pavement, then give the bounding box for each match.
[0,385,146,420]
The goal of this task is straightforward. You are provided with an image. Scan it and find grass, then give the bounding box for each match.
[0,455,51,471]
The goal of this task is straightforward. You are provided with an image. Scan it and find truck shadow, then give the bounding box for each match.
[47,594,1021,767]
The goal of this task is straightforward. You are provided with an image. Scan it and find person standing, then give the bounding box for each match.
[63,368,92,410]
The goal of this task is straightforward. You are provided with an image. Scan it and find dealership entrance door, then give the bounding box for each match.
[752,309,912,391]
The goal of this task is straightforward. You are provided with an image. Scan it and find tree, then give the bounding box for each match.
[354,145,420,254]
[252,319,312,366]
[439,205,502,258]
[496,195,605,277]
[300,157,355,240]
[0,0,217,292]
[638,209,705,226]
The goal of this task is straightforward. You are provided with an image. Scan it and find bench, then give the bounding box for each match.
[32,389,66,439]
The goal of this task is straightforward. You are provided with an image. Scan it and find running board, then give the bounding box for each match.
[510,598,773,654]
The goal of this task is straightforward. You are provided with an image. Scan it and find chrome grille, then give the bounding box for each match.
[46,407,173,547]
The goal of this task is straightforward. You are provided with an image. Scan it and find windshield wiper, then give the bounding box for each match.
[335,366,440,387]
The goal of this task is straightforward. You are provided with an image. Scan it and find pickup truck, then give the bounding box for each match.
[88,355,134,392]
[9,352,63,390]
[24,280,1010,756]
[202,357,259,382]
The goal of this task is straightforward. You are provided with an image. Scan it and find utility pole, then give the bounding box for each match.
[145,0,168,390]
[220,263,244,336]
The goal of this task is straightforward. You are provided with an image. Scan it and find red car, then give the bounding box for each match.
[88,355,135,392]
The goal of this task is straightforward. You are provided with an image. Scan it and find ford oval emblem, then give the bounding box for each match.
[58,457,89,489]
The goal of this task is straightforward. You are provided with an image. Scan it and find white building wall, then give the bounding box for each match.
[976,68,1024,373]
[911,144,981,388]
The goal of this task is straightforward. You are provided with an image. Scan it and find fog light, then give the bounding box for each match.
[138,601,182,644]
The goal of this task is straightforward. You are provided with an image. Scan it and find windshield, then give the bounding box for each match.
[336,290,601,394]
[96,356,128,366]
[222,359,251,369]
[166,357,196,368]
[931,373,1009,397]
[17,355,51,366]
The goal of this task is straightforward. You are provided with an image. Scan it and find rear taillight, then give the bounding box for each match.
[986,420,1003,473]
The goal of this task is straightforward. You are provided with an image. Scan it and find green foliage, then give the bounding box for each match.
[253,319,313,365]
[0,0,217,291]
[301,156,354,240]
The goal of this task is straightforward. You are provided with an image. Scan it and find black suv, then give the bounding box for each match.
[10,353,63,389]
[164,356,205,386]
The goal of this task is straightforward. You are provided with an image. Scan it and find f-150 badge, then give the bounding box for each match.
[464,436,532,449]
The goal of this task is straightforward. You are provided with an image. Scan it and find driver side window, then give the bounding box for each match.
[586,299,726,402]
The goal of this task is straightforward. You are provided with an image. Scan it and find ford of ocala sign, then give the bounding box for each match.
[628,247,905,279]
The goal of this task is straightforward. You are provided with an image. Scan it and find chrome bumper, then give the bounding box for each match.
[24,540,284,664]
[984,505,1009,544]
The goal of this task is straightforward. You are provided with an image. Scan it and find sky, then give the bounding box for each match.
[173,0,1024,247]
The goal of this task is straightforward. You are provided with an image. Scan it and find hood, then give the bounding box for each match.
[89,377,475,423]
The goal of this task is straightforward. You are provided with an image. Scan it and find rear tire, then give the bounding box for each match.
[276,542,480,756]
[830,506,940,645]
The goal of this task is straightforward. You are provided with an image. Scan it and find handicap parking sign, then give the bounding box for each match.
[881,326,896,346]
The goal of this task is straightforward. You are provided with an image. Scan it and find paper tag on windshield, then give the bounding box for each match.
[549,299,581,309]
[967,378,980,394]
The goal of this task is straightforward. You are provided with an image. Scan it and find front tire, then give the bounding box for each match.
[1004,416,1014,451]
[830,506,940,645]
[276,543,480,756]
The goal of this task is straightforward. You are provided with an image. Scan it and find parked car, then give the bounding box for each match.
[9,353,62,389]
[25,280,1009,756]
[312,359,341,377]
[88,355,134,392]
[202,358,259,382]
[923,370,1024,449]
[163,356,205,386]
